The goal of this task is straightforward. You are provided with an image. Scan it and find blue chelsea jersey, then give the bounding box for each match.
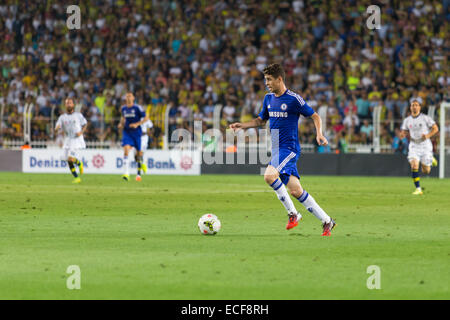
[121,104,145,134]
[258,89,314,153]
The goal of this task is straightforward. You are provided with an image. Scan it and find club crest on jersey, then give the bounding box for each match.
[281,103,287,111]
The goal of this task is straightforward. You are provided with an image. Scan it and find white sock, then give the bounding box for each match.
[297,190,330,224]
[123,156,129,175]
[270,178,300,217]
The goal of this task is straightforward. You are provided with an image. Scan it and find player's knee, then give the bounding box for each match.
[289,188,303,199]
[264,173,278,185]
[422,166,431,174]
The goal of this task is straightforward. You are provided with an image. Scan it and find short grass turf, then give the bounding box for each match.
[0,172,449,300]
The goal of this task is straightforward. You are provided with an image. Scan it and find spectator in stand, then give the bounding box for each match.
[359,119,374,144]
[356,92,372,120]
[222,100,236,124]
[392,127,409,155]
[347,69,360,92]
[343,107,360,142]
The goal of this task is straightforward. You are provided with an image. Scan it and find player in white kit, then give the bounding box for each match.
[140,118,153,152]
[55,97,87,183]
[400,100,439,195]
[135,118,153,180]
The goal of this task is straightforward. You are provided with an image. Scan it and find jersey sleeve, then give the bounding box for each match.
[148,119,154,128]
[79,113,87,126]
[258,95,270,120]
[400,118,408,131]
[425,115,436,128]
[292,94,314,117]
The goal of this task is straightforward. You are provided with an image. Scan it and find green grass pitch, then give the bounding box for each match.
[0,172,449,300]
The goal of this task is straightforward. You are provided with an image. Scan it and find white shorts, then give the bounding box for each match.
[62,137,85,160]
[63,148,81,160]
[407,142,433,166]
[140,135,148,151]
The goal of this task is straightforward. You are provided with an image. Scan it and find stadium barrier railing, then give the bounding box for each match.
[3,100,445,158]
[0,103,5,143]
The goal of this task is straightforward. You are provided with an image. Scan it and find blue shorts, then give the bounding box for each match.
[270,149,300,185]
[122,130,141,151]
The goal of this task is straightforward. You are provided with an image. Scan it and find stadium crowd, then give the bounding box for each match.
[0,0,448,151]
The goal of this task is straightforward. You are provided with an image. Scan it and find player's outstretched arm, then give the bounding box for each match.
[310,112,328,146]
[229,117,266,132]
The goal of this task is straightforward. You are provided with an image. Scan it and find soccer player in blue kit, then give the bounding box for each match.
[118,92,148,181]
[230,64,336,236]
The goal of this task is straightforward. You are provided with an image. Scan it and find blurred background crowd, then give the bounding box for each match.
[0,0,449,152]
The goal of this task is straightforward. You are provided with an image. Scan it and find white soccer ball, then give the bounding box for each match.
[198,213,221,235]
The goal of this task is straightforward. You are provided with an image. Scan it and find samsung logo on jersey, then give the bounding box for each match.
[269,111,288,118]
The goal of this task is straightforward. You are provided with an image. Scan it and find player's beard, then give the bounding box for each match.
[67,106,74,114]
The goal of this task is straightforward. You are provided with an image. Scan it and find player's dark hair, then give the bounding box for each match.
[263,63,285,81]
[411,99,421,106]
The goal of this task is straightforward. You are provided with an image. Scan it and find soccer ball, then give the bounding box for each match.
[198,213,221,235]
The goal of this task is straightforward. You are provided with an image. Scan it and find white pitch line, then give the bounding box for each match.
[0,185,270,194]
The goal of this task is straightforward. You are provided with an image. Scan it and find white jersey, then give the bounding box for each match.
[55,112,87,149]
[140,119,153,135]
[140,119,153,151]
[401,113,435,147]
